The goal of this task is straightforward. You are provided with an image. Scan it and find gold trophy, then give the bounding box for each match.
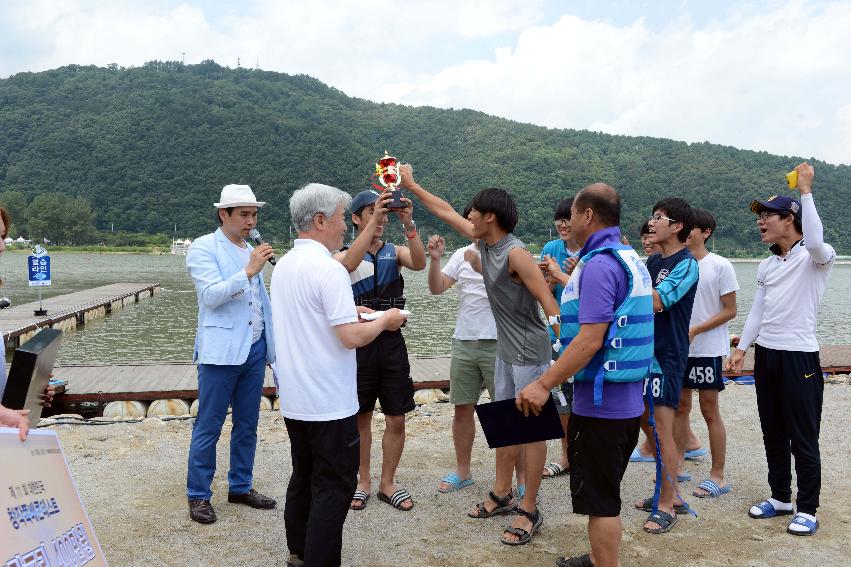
[375,151,406,210]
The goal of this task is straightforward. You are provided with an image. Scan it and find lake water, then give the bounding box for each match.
[2,252,850,364]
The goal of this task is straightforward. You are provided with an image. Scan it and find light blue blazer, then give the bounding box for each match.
[186,228,276,366]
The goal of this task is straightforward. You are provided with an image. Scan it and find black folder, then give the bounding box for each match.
[1,328,63,427]
[475,397,565,449]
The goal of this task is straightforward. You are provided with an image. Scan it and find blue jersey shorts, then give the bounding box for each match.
[683,356,725,391]
[645,371,682,409]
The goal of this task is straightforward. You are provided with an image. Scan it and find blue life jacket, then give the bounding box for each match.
[348,241,406,309]
[559,243,654,405]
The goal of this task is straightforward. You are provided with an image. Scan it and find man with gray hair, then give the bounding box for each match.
[271,183,407,567]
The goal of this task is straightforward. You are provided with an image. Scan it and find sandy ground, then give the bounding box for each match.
[49,382,851,567]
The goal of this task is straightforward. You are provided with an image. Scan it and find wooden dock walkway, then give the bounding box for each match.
[0,283,160,348]
[45,345,851,404]
[51,356,451,402]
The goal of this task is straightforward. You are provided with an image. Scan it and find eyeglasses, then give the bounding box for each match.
[756,211,782,221]
[648,214,676,223]
[553,219,570,228]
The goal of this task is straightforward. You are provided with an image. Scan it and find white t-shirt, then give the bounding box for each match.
[270,239,360,421]
[689,252,739,358]
[442,244,497,340]
[232,242,265,343]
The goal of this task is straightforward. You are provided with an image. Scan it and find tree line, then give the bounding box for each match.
[1,61,849,254]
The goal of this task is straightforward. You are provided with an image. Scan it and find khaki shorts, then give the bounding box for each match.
[449,339,497,405]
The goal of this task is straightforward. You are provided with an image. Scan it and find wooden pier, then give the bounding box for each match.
[42,344,851,406]
[0,283,160,348]
[50,356,451,403]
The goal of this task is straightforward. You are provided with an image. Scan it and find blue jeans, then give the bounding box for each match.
[187,336,267,500]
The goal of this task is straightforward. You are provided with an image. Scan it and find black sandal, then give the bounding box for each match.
[635,497,688,514]
[500,507,543,546]
[643,510,677,534]
[468,490,516,518]
[556,553,593,567]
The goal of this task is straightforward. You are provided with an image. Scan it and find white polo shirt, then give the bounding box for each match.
[754,239,833,352]
[270,238,359,421]
[689,252,739,358]
[442,244,497,340]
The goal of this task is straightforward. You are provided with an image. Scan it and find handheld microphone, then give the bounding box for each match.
[249,229,277,265]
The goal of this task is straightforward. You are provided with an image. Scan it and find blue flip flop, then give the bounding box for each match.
[749,500,794,519]
[677,472,692,483]
[629,448,656,463]
[734,375,755,385]
[685,447,708,460]
[787,513,819,536]
[438,472,474,493]
[693,479,731,498]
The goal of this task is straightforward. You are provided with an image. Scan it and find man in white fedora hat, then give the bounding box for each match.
[185,184,278,524]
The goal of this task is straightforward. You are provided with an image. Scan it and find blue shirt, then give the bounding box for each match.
[571,227,645,420]
[646,248,699,378]
[540,238,581,302]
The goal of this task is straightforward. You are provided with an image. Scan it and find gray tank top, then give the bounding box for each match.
[479,234,551,365]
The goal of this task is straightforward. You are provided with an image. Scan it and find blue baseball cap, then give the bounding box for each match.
[749,194,801,218]
[350,190,381,214]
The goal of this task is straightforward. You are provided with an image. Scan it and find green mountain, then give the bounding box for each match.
[1,60,849,254]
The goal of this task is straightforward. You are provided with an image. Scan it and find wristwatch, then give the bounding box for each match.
[402,219,417,235]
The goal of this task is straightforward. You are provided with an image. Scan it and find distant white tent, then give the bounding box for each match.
[3,237,12,245]
[14,236,30,243]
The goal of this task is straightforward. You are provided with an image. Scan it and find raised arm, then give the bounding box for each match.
[398,164,476,241]
[394,197,427,271]
[334,192,392,273]
[509,247,561,336]
[427,235,456,295]
[794,162,835,266]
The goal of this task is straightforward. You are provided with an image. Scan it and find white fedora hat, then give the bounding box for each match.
[214,184,266,208]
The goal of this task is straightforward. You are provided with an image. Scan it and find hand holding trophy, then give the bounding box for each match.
[375,151,407,210]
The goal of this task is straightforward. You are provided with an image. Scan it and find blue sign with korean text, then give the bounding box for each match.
[27,255,51,287]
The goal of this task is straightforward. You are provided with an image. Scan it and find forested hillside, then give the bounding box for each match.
[1,60,849,253]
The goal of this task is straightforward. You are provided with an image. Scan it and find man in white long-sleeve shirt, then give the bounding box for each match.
[729,162,834,537]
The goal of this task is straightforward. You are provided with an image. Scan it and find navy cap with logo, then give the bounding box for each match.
[350,190,381,214]
[749,194,801,218]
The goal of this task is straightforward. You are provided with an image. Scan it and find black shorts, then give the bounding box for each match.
[684,356,725,391]
[568,413,640,517]
[356,331,414,416]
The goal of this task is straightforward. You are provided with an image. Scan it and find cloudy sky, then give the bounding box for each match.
[2,0,850,165]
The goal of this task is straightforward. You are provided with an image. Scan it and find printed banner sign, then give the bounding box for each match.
[0,428,108,566]
[27,255,51,287]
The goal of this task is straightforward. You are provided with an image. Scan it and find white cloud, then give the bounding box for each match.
[372,2,851,165]
[1,0,849,164]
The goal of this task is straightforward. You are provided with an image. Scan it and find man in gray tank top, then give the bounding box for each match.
[400,165,559,546]
[481,233,553,367]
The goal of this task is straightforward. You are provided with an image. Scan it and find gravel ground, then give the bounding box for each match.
[51,383,851,566]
